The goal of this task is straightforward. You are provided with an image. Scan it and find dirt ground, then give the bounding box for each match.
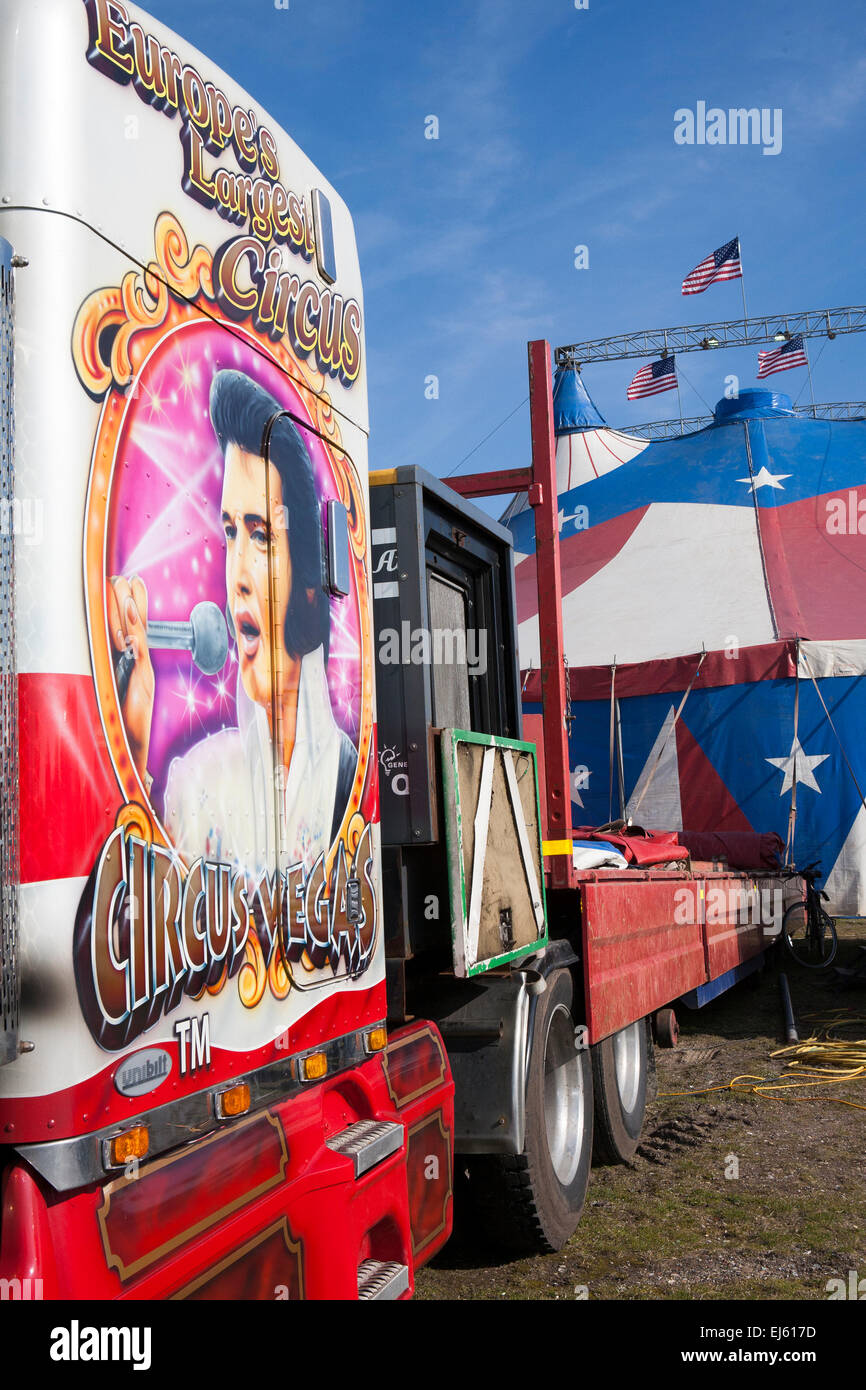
[416,923,866,1301]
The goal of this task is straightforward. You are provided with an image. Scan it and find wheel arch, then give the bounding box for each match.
[441,940,582,1159]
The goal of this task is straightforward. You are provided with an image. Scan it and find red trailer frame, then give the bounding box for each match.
[449,340,786,1041]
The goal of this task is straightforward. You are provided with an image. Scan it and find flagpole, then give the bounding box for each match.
[664,329,683,435]
[804,343,817,418]
[737,235,748,333]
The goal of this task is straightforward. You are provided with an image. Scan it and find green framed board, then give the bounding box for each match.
[441,730,548,978]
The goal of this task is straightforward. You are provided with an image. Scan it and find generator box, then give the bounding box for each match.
[369,467,521,847]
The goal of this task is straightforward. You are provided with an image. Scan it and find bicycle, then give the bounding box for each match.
[781,863,838,969]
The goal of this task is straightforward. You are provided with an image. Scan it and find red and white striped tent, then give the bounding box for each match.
[507,367,866,916]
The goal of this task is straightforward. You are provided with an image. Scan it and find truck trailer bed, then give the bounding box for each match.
[573,865,792,1042]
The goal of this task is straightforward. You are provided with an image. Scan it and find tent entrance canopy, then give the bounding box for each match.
[521,638,866,704]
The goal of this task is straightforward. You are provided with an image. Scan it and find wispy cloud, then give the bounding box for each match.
[791,53,866,133]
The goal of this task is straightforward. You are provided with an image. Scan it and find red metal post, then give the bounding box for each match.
[528,340,574,889]
[445,343,574,890]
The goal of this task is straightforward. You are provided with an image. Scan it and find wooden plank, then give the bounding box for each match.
[466,745,496,967]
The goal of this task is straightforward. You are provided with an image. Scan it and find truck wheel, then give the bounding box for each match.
[464,968,593,1255]
[591,1019,649,1164]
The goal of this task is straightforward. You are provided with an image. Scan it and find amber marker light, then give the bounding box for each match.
[301,1051,328,1082]
[364,1027,387,1053]
[215,1083,251,1120]
[105,1125,149,1169]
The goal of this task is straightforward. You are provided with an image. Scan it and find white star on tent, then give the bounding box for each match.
[737,467,792,492]
[766,738,829,795]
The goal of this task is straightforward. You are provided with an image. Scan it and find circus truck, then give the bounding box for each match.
[0,0,795,1302]
[0,0,456,1302]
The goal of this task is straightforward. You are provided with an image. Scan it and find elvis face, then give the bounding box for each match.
[221,443,292,707]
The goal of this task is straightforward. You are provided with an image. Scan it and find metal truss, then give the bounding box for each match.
[615,400,866,441]
[555,306,866,366]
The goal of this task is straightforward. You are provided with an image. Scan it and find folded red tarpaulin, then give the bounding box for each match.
[572,825,689,866]
[571,825,784,871]
[675,830,784,872]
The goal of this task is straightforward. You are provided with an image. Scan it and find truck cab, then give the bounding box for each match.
[0,0,794,1299]
[0,0,451,1300]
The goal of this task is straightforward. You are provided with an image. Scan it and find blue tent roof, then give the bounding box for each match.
[714,389,795,423]
[509,408,866,549]
[553,365,606,434]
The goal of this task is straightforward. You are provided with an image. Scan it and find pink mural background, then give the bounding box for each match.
[105,320,362,814]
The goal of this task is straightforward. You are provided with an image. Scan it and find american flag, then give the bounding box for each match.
[627,355,678,401]
[681,237,743,295]
[757,334,808,379]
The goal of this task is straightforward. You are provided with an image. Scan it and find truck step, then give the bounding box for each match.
[326,1119,403,1177]
[357,1259,410,1301]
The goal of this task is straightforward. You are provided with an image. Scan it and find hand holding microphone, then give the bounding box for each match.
[109,577,229,781]
[108,576,155,782]
[114,600,229,702]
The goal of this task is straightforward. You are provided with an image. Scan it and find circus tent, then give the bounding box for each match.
[507,368,866,915]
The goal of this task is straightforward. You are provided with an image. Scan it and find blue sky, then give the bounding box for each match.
[144,0,866,493]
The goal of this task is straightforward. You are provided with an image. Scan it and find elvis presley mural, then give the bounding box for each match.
[110,368,357,880]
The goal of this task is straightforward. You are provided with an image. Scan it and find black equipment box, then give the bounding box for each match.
[369,466,521,847]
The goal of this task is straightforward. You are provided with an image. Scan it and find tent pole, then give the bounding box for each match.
[616,696,626,820]
[608,660,616,823]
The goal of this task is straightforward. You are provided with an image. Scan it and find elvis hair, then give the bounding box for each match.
[209,369,330,660]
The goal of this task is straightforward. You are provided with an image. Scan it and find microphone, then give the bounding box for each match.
[114,601,229,704]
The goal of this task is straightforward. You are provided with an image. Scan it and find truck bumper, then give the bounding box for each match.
[0,1021,453,1300]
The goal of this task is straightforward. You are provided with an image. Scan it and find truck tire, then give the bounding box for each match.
[591,1019,649,1164]
[463,968,593,1255]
